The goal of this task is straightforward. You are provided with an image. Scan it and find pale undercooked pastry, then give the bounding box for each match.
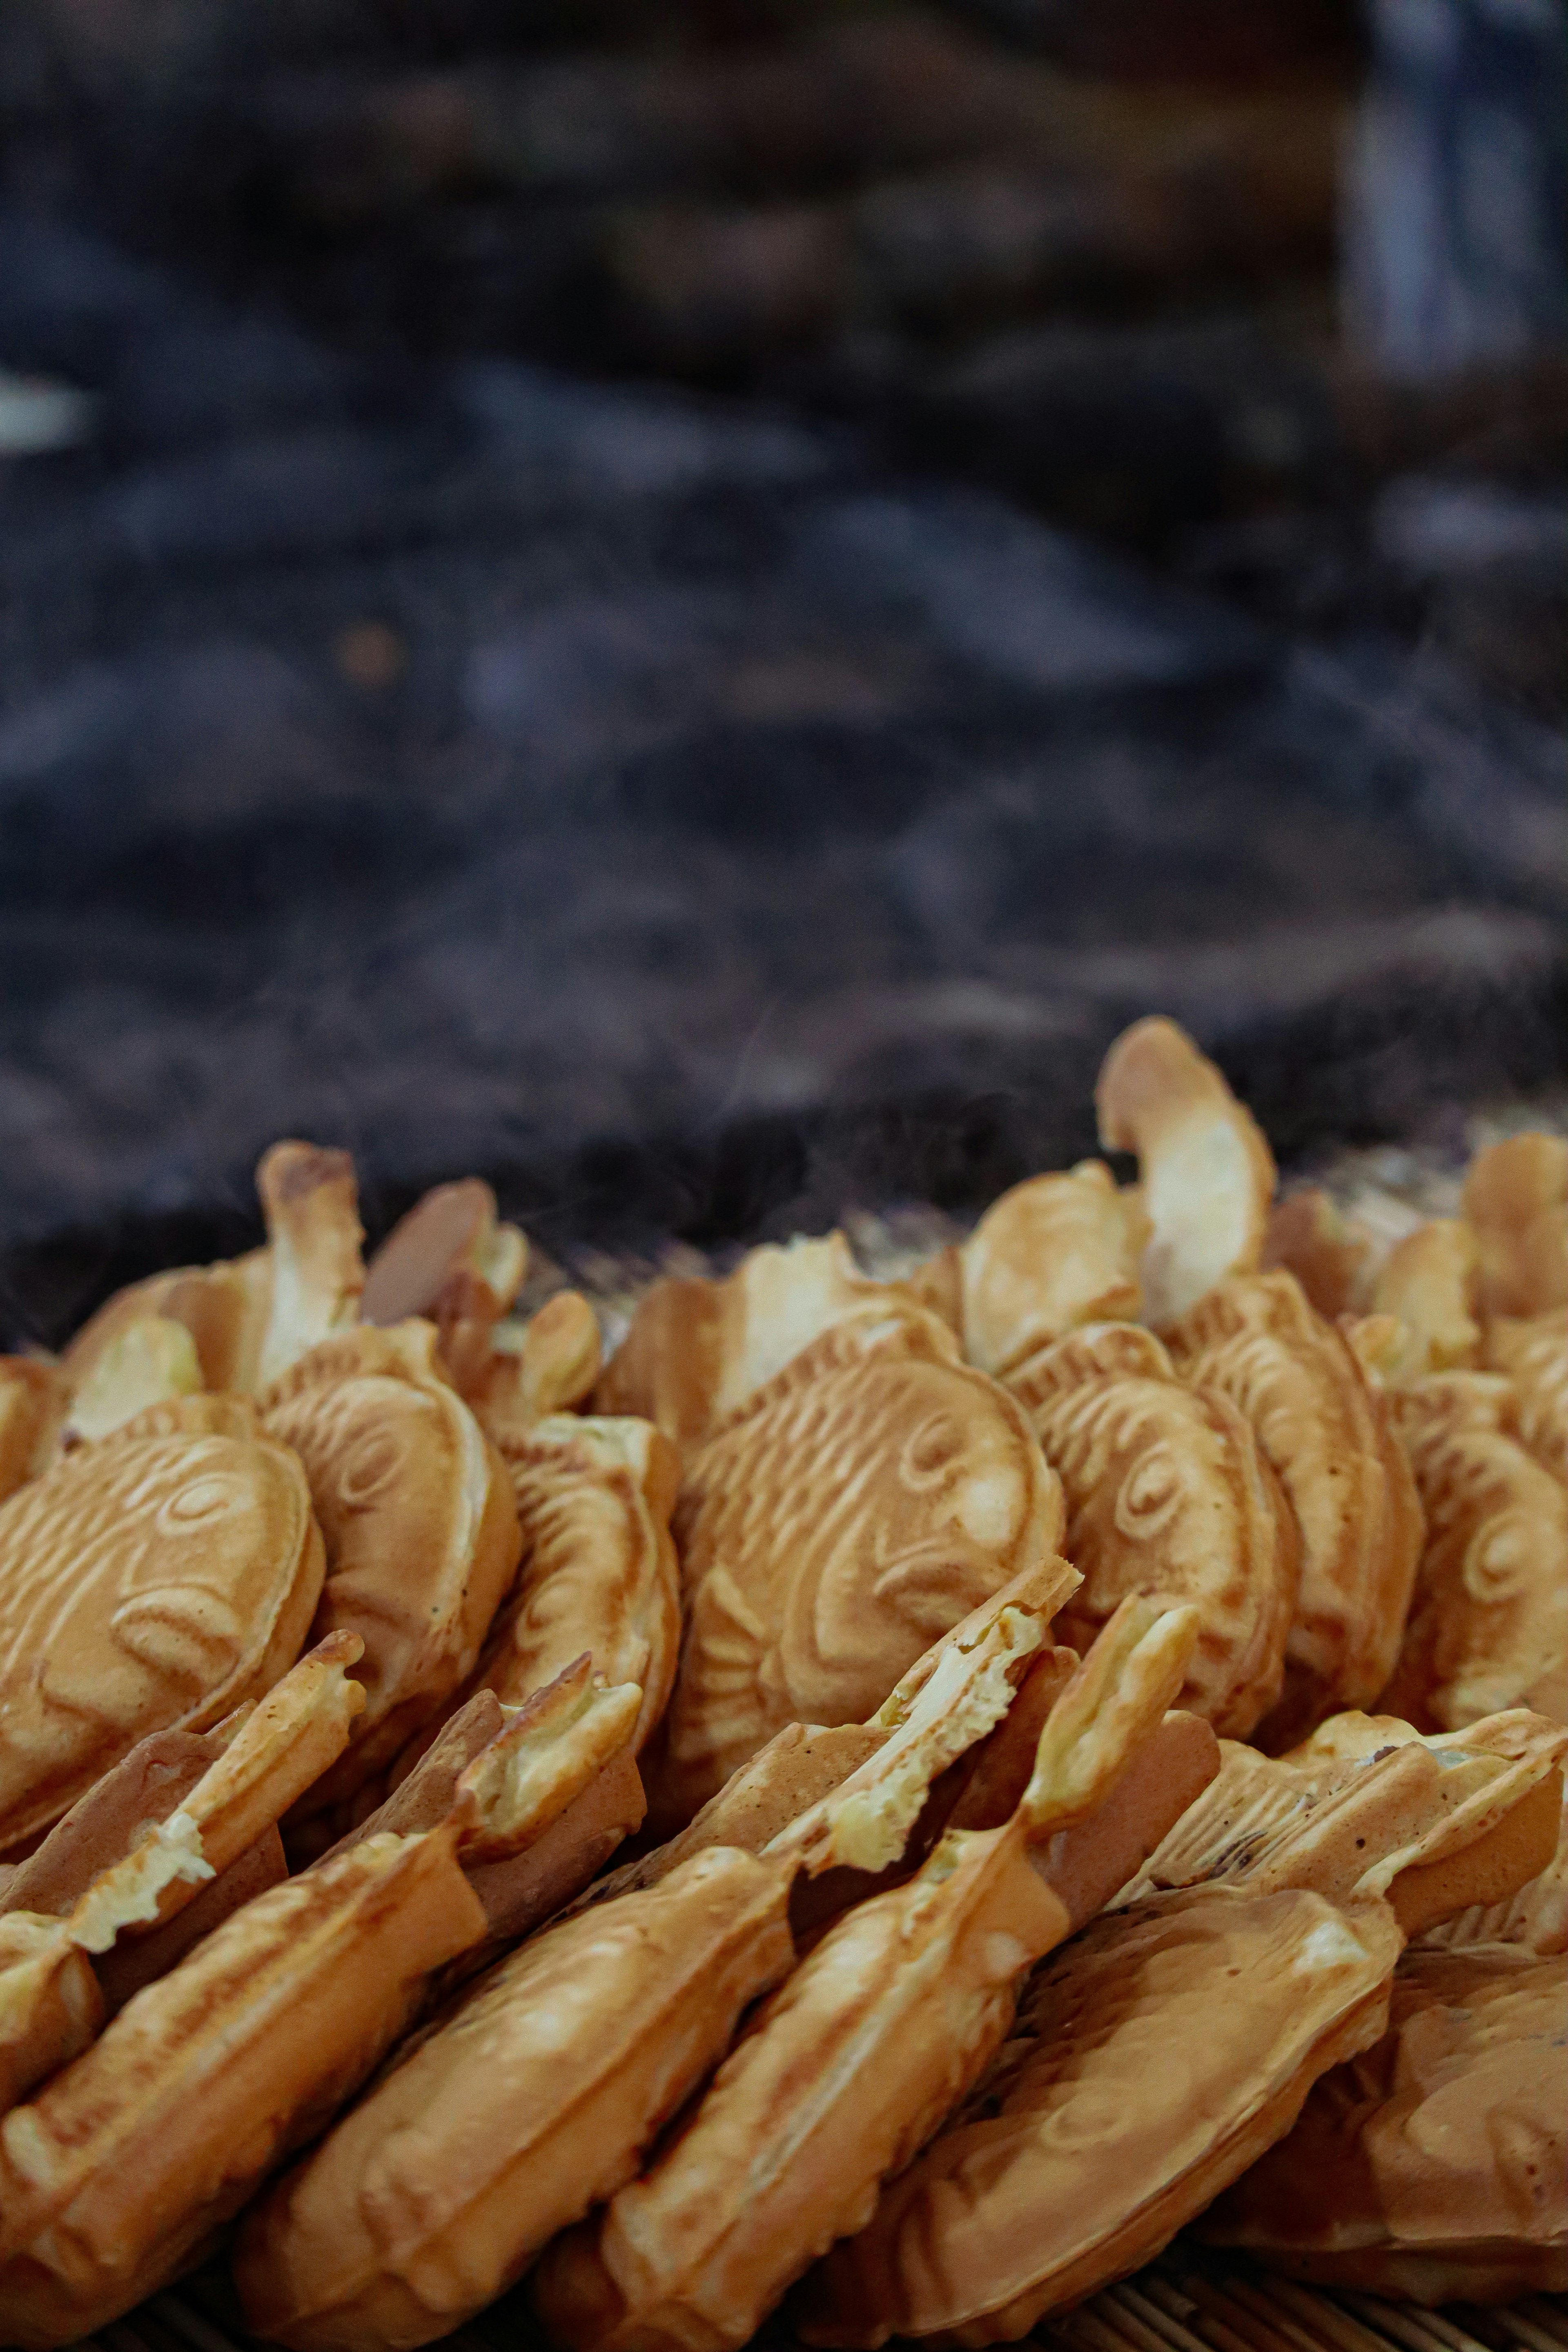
[1379,1373,1568,1730]
[1094,1017,1275,1328]
[261,1322,521,1811]
[797,1706,1566,2349]
[0,1430,323,1855]
[1166,1270,1423,1747]
[1007,1321,1297,1738]
[655,1309,1065,1826]
[1463,1131,1568,1321]
[461,1413,680,1757]
[957,1161,1145,1379]
[1200,1943,1566,2302]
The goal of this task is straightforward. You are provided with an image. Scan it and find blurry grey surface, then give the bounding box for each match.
[0,209,1564,1346]
[1342,0,1568,378]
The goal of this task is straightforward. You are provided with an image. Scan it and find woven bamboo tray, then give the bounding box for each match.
[98,2252,1568,2352]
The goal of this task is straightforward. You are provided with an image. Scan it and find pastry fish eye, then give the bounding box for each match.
[1461,1510,1537,1602]
[898,1409,967,1490]
[156,1471,248,1532]
[1113,1443,1187,1540]
[332,1423,410,1510]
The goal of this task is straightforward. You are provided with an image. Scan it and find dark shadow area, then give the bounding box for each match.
[0,0,1563,1345]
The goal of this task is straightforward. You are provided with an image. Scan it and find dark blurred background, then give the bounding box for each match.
[0,0,1564,1345]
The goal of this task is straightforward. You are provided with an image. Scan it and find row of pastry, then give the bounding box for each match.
[0,1016,1560,2346]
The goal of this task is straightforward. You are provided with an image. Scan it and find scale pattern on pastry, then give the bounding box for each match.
[0,1432,323,1853]
[262,1324,521,1807]
[1167,1270,1423,1747]
[1007,1323,1297,1739]
[1379,1373,1568,1730]
[472,1413,681,1755]
[797,1881,1402,2349]
[659,1316,1063,1822]
[1199,1944,1567,2303]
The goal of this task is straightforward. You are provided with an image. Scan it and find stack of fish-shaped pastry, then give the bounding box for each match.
[0,1015,1559,2348]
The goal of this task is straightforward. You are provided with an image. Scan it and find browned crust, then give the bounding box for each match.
[0,1361,69,1503]
[946,1983,1396,2349]
[93,1826,288,2013]
[1388,1765,1564,1939]
[0,1731,219,1920]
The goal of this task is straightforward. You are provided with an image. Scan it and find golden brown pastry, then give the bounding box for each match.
[0,1635,366,2081]
[462,1413,679,1756]
[253,1140,367,1389]
[471,1290,604,1450]
[1261,1187,1371,1320]
[801,1881,1401,2350]
[1199,1944,1566,2302]
[97,1392,265,1444]
[796,1707,1566,2350]
[594,1234,922,1451]
[236,1842,795,2352]
[1463,1131,1568,1321]
[62,1313,203,1441]
[0,1429,323,1854]
[0,1359,67,1501]
[65,1139,368,1416]
[535,1602,1203,2352]
[236,1567,1112,2352]
[1483,1310,1568,1485]
[324,1657,648,1959]
[261,1322,521,1812]
[1166,1270,1423,1747]
[1128,1706,1567,1932]
[4,1632,363,1934]
[0,1670,629,2348]
[1007,1321,1297,1738]
[0,1820,488,2348]
[1370,1218,1481,1382]
[585,1552,1079,1914]
[361,1176,528,1395]
[958,1162,1145,1379]
[1379,1372,1568,1729]
[1094,1016,1276,1328]
[656,1311,1064,1825]
[61,1252,272,1400]
[1419,1776,1566,1958]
